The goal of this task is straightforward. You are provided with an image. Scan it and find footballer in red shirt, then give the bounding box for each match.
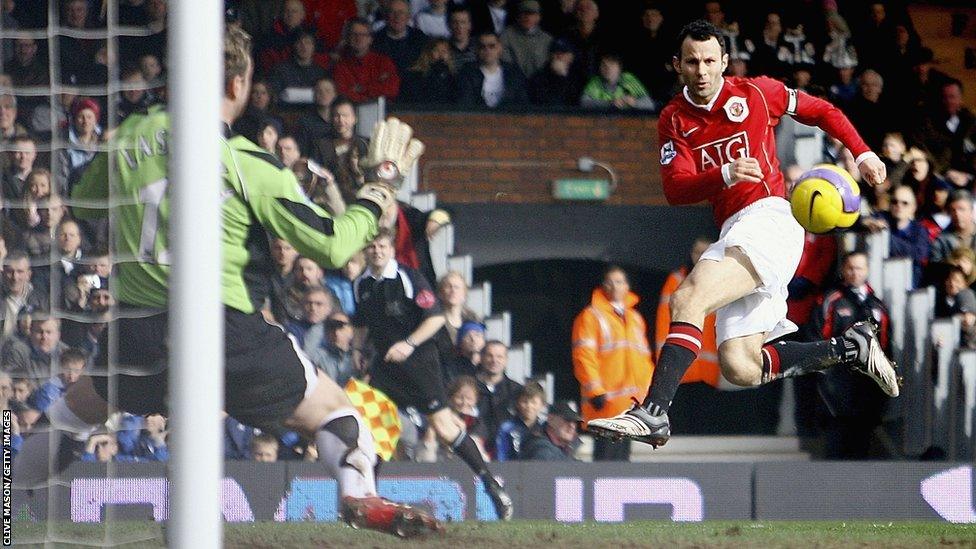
[587,20,899,448]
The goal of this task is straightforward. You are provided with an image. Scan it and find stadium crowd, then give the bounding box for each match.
[0,0,973,463]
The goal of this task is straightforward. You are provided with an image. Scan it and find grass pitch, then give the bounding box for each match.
[12,520,976,548]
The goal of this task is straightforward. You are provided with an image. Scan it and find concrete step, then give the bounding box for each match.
[576,434,811,463]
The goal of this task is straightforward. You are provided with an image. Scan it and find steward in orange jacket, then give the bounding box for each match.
[572,270,654,424]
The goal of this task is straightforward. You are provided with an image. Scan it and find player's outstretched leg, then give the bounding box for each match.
[292,372,443,537]
[761,321,899,396]
[428,408,513,520]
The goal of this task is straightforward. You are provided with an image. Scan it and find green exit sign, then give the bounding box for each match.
[552,178,610,200]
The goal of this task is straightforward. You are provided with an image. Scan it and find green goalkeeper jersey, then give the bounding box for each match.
[72,105,380,313]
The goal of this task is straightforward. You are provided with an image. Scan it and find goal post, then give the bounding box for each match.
[168,0,224,547]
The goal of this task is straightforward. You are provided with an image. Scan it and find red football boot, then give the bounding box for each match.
[340,496,444,538]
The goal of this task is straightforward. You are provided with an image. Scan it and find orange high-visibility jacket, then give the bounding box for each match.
[572,288,655,422]
[655,266,721,387]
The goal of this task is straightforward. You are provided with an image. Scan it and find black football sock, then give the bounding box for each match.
[761,337,854,383]
[641,322,703,415]
[450,431,490,478]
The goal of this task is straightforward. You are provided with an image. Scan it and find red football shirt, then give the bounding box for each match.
[658,76,871,226]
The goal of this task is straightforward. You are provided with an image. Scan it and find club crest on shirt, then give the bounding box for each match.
[723,96,749,122]
[660,140,676,165]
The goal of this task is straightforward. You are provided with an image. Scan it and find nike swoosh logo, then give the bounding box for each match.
[808,190,821,225]
[681,127,700,137]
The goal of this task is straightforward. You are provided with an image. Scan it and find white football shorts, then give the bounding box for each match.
[700,196,806,345]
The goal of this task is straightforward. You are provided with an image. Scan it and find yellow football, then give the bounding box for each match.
[789,164,861,234]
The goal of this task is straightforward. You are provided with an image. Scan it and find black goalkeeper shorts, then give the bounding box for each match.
[368,340,448,415]
[90,306,312,434]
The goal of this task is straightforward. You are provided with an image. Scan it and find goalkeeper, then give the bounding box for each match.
[14,27,440,537]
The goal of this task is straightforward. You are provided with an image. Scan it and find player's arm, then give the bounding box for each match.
[761,77,886,185]
[658,114,729,205]
[71,151,110,219]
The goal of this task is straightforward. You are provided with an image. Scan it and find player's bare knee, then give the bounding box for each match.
[719,348,763,386]
[286,373,353,437]
[428,408,461,441]
[669,283,706,323]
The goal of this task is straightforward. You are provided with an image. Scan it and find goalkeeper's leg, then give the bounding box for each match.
[13,377,107,488]
[285,370,442,536]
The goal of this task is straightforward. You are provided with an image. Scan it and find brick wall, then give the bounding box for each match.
[395,111,665,205]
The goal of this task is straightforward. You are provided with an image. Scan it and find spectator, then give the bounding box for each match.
[399,38,458,105]
[60,97,103,184]
[812,251,892,460]
[844,69,894,152]
[935,266,976,349]
[0,95,28,152]
[372,0,427,77]
[250,433,280,462]
[82,433,122,463]
[32,218,87,300]
[413,0,450,39]
[257,0,315,74]
[0,316,68,382]
[268,237,299,322]
[906,148,952,240]
[627,5,674,108]
[11,378,35,404]
[306,311,360,386]
[854,1,897,73]
[446,375,490,454]
[436,271,479,344]
[124,413,169,462]
[2,135,37,200]
[470,0,509,36]
[325,251,366,315]
[253,117,281,155]
[268,32,330,97]
[458,31,529,109]
[745,12,787,78]
[474,340,523,452]
[303,0,358,52]
[58,0,104,85]
[118,68,157,122]
[332,18,401,103]
[9,37,48,87]
[394,204,448,285]
[448,6,476,67]
[29,91,74,143]
[276,134,302,169]
[561,0,600,88]
[27,348,86,412]
[930,190,976,264]
[914,80,976,181]
[580,53,654,111]
[286,286,335,347]
[494,381,545,461]
[904,47,952,114]
[280,256,327,324]
[879,132,909,183]
[868,185,929,287]
[500,0,553,81]
[528,38,578,106]
[233,80,284,141]
[518,400,580,461]
[294,77,337,154]
[947,247,976,289]
[309,97,369,203]
[60,285,114,359]
[139,53,165,87]
[0,250,48,338]
[119,0,167,69]
[538,0,575,38]
[445,320,485,382]
[223,413,257,460]
[572,265,653,461]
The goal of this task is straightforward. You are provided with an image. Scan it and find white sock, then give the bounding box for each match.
[315,407,378,499]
